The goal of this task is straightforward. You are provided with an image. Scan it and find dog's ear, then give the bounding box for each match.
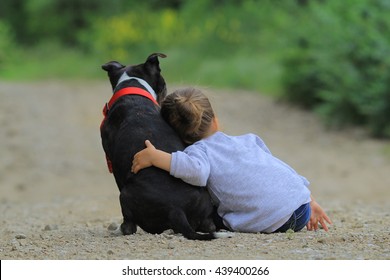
[102,61,125,72]
[146,53,167,63]
[145,53,167,72]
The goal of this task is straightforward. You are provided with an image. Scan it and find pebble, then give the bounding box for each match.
[107,222,119,231]
[44,224,58,231]
[15,234,26,239]
[162,233,174,239]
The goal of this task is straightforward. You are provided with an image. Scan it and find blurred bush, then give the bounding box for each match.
[281,0,390,137]
[83,0,289,92]
[85,8,182,61]
[0,20,16,71]
[1,0,390,137]
[0,0,118,46]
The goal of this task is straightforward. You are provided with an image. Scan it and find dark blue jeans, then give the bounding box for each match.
[273,202,311,233]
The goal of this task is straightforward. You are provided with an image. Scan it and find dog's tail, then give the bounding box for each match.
[184,231,235,240]
[186,232,216,240]
[213,231,235,238]
[171,210,235,241]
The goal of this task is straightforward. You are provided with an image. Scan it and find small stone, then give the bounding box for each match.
[160,239,166,245]
[107,249,114,255]
[107,222,119,231]
[162,233,174,239]
[44,224,58,231]
[163,229,174,235]
[15,234,26,239]
[167,242,175,249]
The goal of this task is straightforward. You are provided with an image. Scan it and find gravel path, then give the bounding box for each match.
[1,81,389,259]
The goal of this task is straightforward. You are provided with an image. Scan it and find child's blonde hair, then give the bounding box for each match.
[161,87,215,144]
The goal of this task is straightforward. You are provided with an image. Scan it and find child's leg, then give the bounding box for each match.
[273,203,311,233]
[293,202,311,232]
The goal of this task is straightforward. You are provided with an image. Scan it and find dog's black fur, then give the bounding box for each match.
[101,53,218,240]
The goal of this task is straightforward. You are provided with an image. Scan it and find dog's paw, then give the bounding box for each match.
[120,222,137,235]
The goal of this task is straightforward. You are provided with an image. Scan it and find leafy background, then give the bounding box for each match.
[1,0,390,137]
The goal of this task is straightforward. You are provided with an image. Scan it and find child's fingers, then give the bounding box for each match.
[131,155,139,173]
[145,140,152,147]
[132,163,140,174]
[320,219,329,231]
[324,214,332,225]
[313,221,319,231]
[145,140,156,149]
[131,162,136,173]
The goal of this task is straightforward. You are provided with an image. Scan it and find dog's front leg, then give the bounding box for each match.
[120,219,137,235]
[119,193,137,235]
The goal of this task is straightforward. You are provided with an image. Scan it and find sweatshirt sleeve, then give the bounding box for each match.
[170,145,210,187]
[253,134,272,155]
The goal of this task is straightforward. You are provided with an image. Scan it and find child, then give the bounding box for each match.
[132,88,331,233]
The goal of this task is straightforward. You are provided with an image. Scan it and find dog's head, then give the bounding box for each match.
[102,53,167,104]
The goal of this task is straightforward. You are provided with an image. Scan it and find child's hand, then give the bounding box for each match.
[131,140,156,174]
[307,200,332,231]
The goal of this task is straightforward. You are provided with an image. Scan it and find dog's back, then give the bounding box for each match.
[101,54,217,240]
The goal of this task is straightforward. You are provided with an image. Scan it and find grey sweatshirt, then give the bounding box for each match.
[170,131,311,233]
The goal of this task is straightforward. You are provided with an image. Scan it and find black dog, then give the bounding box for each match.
[100,53,219,240]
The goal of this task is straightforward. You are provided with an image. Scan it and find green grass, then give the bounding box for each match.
[0,44,284,97]
[163,48,284,96]
[0,44,102,81]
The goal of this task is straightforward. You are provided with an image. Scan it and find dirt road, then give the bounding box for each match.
[1,81,389,259]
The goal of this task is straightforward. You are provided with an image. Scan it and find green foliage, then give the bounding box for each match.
[0,21,16,71]
[281,0,390,137]
[84,8,183,61]
[0,0,124,45]
[83,0,288,93]
[1,0,390,137]
[0,42,101,81]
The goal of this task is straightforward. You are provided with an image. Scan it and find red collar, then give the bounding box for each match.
[102,87,159,117]
[101,87,158,173]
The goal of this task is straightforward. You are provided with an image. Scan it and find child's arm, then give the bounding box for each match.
[132,140,210,187]
[131,140,171,174]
